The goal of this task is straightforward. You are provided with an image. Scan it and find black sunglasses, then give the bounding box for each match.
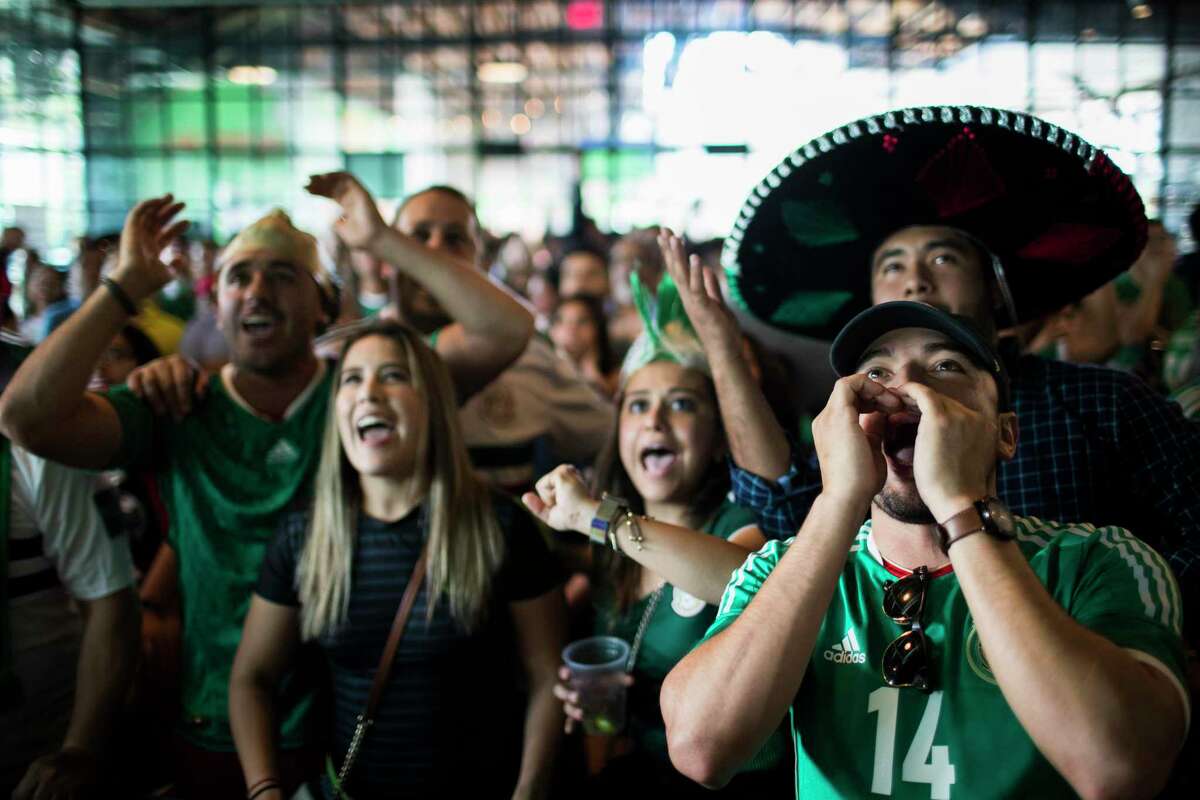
[882,565,934,693]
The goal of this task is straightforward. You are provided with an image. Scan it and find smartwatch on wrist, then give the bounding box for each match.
[590,493,629,546]
[936,496,1016,553]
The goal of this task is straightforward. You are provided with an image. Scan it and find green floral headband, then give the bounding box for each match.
[619,271,710,384]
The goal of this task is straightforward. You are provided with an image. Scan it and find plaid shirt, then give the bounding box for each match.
[732,354,1200,634]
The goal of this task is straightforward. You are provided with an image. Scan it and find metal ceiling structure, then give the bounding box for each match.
[3,1,1199,247]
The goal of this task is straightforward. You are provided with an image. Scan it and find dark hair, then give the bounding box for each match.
[589,370,730,613]
[553,294,615,374]
[121,324,161,366]
[395,185,478,222]
[1189,203,1199,241]
[559,241,608,263]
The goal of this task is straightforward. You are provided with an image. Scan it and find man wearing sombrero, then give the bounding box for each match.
[666,106,1200,639]
[660,300,1187,798]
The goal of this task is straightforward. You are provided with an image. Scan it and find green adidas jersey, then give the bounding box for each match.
[705,516,1188,799]
[105,366,332,750]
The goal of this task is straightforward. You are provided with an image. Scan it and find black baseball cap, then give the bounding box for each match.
[829,301,1011,411]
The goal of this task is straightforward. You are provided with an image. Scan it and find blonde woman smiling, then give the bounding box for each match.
[229,322,566,800]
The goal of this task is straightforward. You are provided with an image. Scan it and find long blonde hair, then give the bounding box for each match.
[296,321,504,640]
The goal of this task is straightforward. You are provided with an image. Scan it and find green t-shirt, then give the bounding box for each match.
[105,368,332,750]
[594,499,759,758]
[705,516,1188,800]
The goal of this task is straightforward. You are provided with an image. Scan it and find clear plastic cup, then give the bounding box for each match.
[562,635,631,736]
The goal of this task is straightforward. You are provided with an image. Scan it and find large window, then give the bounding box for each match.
[2,0,1198,251]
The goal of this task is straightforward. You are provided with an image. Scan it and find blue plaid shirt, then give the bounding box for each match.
[732,355,1200,634]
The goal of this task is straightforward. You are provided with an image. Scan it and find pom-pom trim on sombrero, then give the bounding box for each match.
[722,105,1147,340]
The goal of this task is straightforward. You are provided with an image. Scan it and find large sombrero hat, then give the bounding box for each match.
[722,105,1147,340]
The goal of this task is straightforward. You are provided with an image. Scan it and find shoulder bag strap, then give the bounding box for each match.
[366,544,428,716]
[335,543,428,793]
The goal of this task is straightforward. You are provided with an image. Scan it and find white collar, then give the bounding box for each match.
[220,359,327,422]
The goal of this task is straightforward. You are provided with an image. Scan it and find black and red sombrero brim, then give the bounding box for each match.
[723,106,1147,341]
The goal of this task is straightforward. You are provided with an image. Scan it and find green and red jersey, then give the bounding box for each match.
[706,516,1188,799]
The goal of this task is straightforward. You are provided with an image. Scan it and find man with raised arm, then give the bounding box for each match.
[382,183,613,494]
[661,300,1188,799]
[0,180,532,797]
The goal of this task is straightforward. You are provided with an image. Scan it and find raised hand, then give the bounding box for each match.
[305,172,388,251]
[811,374,906,508]
[522,464,598,537]
[899,382,999,522]
[111,195,188,301]
[657,229,741,352]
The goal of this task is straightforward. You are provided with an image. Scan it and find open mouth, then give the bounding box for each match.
[639,445,678,477]
[355,414,395,445]
[240,313,279,338]
[883,412,921,468]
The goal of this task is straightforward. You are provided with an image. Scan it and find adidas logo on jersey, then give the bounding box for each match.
[824,629,867,664]
[266,438,300,466]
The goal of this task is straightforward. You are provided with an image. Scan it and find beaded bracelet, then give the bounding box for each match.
[609,510,647,553]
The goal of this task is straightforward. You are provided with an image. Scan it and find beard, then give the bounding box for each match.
[397,281,451,335]
[873,485,936,525]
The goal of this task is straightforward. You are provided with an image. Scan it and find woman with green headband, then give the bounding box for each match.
[524,265,788,795]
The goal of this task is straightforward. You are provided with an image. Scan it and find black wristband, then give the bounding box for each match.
[246,781,281,800]
[245,776,280,793]
[100,276,138,315]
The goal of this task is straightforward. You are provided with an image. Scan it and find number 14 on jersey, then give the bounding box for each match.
[868,687,956,798]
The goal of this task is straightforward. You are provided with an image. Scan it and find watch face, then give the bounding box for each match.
[983,498,1015,535]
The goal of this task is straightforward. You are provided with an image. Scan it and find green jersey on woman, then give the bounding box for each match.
[596,499,758,758]
[704,516,1189,800]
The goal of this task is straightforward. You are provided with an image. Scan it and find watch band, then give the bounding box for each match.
[936,505,984,554]
[943,525,986,551]
[590,494,628,546]
[936,497,1017,553]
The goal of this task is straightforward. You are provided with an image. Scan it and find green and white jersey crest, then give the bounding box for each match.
[706,516,1188,800]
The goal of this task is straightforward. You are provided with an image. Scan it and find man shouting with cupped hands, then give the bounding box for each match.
[661,301,1188,800]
